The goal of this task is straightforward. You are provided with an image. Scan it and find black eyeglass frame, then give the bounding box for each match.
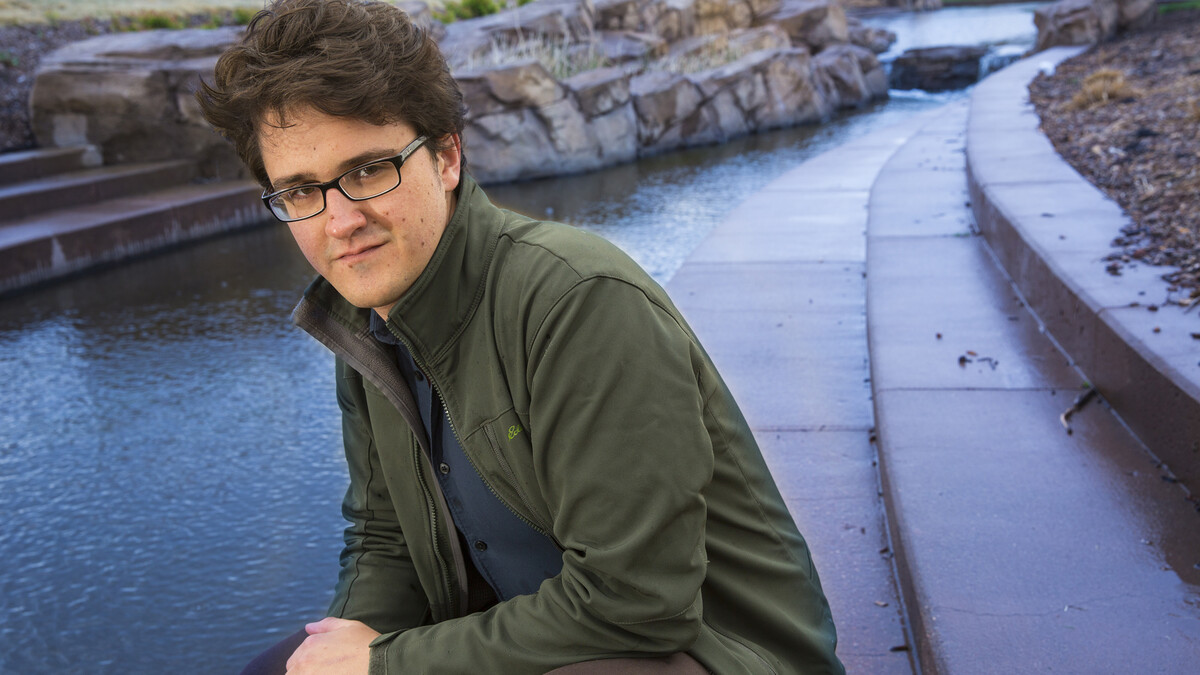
[261,135,430,223]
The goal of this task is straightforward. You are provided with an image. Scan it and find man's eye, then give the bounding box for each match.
[285,187,319,203]
[354,164,386,180]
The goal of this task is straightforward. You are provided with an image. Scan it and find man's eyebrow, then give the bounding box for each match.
[270,147,398,191]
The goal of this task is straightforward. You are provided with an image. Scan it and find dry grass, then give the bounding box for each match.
[461,36,610,81]
[1066,68,1140,110]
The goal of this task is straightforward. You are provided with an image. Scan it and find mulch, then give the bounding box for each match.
[1029,10,1200,308]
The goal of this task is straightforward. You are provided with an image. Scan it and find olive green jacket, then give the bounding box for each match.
[292,175,842,674]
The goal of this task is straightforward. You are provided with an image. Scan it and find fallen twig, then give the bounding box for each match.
[1060,387,1098,435]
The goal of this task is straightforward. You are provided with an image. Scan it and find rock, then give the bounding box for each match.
[457,60,565,115]
[889,45,987,92]
[464,109,558,183]
[596,30,669,63]
[694,0,754,35]
[630,70,706,151]
[693,47,831,131]
[728,24,793,53]
[30,27,245,177]
[440,0,597,67]
[1033,0,1119,52]
[1032,0,1156,52]
[594,0,698,42]
[1115,0,1156,31]
[563,65,632,116]
[813,43,887,108]
[760,0,849,53]
[847,22,896,54]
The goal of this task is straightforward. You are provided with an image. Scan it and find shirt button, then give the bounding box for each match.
[438,462,450,475]
[474,540,488,552]
[415,371,425,382]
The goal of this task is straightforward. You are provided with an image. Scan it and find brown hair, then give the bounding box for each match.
[197,0,466,188]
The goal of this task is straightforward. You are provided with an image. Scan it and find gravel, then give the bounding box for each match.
[1029,11,1200,306]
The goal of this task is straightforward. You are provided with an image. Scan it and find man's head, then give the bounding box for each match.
[198,0,466,188]
[198,0,468,317]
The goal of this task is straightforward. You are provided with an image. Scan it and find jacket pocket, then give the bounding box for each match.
[464,409,554,538]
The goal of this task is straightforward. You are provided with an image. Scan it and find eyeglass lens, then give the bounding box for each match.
[268,161,401,221]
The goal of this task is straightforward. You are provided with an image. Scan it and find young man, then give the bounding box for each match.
[199,1,843,673]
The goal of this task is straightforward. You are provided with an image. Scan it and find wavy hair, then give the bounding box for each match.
[197,0,466,188]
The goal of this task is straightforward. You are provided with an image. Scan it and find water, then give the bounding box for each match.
[0,5,1040,672]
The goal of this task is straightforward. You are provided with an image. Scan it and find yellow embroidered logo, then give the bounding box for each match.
[507,424,524,440]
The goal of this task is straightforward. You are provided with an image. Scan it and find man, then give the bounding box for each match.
[199,1,842,673]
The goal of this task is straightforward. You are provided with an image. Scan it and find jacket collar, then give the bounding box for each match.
[292,173,499,367]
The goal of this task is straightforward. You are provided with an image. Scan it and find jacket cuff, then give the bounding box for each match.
[368,631,401,674]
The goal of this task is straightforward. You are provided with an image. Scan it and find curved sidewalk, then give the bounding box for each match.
[670,47,1200,672]
[966,48,1200,490]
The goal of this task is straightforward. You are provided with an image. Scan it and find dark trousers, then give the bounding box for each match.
[239,628,708,674]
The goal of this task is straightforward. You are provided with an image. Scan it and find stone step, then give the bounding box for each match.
[0,160,197,222]
[0,146,100,185]
[866,96,1200,673]
[0,180,265,296]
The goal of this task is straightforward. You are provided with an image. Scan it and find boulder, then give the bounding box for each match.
[1033,0,1118,51]
[440,0,597,67]
[693,47,830,130]
[728,24,793,53]
[846,19,896,54]
[1031,0,1153,53]
[630,70,706,152]
[563,65,632,117]
[464,109,559,183]
[1115,0,1156,30]
[694,0,754,35]
[456,60,566,120]
[596,30,670,63]
[30,27,245,177]
[760,0,849,53]
[813,43,887,108]
[889,45,987,92]
[594,0,699,42]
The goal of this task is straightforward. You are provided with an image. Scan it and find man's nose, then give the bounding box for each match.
[324,187,367,238]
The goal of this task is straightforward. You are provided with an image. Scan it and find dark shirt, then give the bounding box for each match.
[369,312,562,605]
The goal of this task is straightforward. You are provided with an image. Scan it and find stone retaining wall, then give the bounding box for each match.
[30,0,891,185]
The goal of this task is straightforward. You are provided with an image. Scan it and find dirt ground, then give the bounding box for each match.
[1029,10,1200,306]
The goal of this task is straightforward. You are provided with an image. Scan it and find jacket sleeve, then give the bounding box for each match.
[328,358,430,633]
[367,277,715,673]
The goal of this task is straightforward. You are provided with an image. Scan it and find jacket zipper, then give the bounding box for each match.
[481,425,564,550]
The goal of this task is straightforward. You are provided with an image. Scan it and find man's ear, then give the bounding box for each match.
[436,134,462,192]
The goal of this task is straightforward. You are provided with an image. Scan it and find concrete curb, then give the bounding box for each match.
[0,181,265,296]
[966,47,1200,492]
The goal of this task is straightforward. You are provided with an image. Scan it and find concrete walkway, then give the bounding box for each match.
[669,47,1200,672]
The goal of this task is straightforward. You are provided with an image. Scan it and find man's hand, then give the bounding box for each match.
[285,617,380,674]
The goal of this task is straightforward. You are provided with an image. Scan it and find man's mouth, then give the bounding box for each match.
[336,242,383,263]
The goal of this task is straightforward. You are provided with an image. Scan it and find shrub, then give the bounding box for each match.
[436,0,537,24]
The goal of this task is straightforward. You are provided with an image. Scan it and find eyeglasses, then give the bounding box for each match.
[261,135,429,223]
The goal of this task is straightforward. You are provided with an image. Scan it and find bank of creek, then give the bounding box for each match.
[0,4,1046,672]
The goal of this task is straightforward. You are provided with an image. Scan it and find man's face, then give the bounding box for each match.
[257,107,461,318]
